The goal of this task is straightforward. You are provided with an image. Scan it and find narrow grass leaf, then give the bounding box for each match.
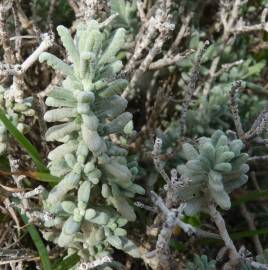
[0,169,60,183]
[231,228,268,240]
[0,108,48,172]
[30,171,61,183]
[233,189,268,206]
[52,253,80,270]
[20,213,52,270]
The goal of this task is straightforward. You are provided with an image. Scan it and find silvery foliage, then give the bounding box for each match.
[176,130,249,215]
[39,20,144,262]
[0,86,35,155]
[256,249,268,265]
[0,87,7,154]
[186,255,216,270]
[110,0,139,33]
[179,33,267,136]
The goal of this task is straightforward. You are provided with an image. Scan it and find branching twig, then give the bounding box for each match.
[208,202,240,268]
[47,0,57,25]
[0,2,15,64]
[240,204,263,255]
[249,155,268,163]
[0,32,54,76]
[245,107,268,141]
[179,40,210,135]
[152,137,171,185]
[151,192,220,270]
[149,49,194,70]
[248,260,268,270]
[229,80,245,139]
[99,13,118,28]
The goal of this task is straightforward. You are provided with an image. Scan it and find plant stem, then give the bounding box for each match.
[208,203,240,268]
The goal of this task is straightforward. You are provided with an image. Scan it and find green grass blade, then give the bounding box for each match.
[0,169,60,183]
[198,228,268,246]
[0,108,48,172]
[32,171,61,183]
[232,189,268,206]
[0,155,10,171]
[20,213,52,270]
[231,228,268,240]
[169,239,186,252]
[52,253,80,270]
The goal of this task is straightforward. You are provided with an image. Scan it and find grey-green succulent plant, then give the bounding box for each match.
[110,0,139,33]
[256,249,268,265]
[0,87,7,154]
[176,130,249,215]
[186,255,216,270]
[39,20,144,263]
[0,86,35,155]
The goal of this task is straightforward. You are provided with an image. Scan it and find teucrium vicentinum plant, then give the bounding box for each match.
[186,254,216,270]
[39,20,144,263]
[176,130,249,215]
[110,0,139,33]
[0,85,35,155]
